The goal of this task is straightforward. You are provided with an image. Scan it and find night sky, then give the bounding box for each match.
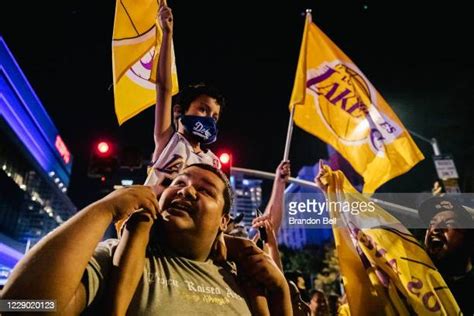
[1,1,473,208]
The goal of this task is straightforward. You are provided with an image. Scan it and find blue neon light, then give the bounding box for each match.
[0,37,72,186]
[0,243,23,269]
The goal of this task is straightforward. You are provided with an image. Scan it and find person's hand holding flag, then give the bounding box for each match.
[158,0,173,34]
[314,159,329,193]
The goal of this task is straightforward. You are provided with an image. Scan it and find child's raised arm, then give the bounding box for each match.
[154,0,175,161]
[106,210,156,315]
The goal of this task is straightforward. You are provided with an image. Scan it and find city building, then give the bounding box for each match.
[230,173,262,228]
[0,37,76,284]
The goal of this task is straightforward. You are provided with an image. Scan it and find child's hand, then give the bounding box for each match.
[158,0,173,34]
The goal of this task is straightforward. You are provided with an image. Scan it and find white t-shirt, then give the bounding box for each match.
[145,133,221,190]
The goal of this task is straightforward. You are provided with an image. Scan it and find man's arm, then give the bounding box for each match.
[262,219,283,272]
[239,283,270,316]
[225,237,292,316]
[242,245,292,315]
[1,186,159,313]
[153,2,175,161]
[258,161,290,234]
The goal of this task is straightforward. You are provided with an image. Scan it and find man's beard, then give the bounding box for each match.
[429,248,468,276]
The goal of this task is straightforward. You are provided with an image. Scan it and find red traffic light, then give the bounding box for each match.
[219,153,231,164]
[88,141,118,178]
[97,142,110,154]
[95,141,113,157]
[218,152,232,178]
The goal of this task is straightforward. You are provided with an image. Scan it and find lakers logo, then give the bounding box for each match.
[126,46,156,90]
[306,61,401,155]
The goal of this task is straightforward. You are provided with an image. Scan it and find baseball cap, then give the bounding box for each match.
[418,196,473,227]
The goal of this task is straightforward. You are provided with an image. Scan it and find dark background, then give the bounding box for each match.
[1,1,473,208]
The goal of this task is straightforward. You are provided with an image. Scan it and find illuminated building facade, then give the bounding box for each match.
[0,37,76,283]
[230,173,263,228]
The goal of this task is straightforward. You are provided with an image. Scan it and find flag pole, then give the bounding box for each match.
[283,105,295,161]
[283,9,311,161]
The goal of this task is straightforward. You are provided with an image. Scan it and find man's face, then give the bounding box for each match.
[185,94,221,122]
[424,210,468,261]
[158,166,228,241]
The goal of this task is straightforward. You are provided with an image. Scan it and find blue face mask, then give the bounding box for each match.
[180,115,218,145]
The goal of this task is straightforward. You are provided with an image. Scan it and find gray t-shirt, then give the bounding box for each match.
[82,239,252,315]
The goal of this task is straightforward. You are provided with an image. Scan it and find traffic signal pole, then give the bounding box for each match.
[409,130,460,193]
[230,166,474,217]
[409,130,441,156]
[231,166,317,190]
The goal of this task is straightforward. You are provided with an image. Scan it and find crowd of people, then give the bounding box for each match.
[1,2,473,315]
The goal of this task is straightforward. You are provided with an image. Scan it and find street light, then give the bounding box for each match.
[409,130,460,193]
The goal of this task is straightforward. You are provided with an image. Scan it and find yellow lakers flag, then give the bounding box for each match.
[290,13,424,192]
[112,0,179,125]
[321,165,460,315]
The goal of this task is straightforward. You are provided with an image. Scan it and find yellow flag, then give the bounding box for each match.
[112,0,179,125]
[321,165,460,315]
[290,13,424,192]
